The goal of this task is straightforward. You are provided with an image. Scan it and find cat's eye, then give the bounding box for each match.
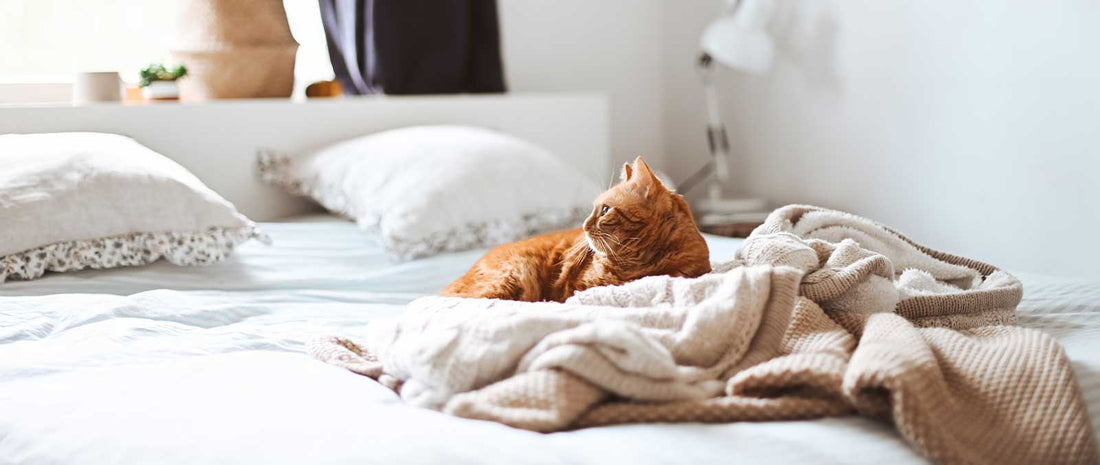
[600,205,610,215]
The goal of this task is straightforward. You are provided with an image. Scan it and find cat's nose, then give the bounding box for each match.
[582,215,596,231]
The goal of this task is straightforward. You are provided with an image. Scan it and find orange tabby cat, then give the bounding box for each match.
[442,157,711,302]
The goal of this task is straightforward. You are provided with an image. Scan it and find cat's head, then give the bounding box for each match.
[582,156,711,278]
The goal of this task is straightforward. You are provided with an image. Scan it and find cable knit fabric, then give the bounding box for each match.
[311,205,1097,465]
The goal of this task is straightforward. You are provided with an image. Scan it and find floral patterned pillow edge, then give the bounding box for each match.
[0,226,267,284]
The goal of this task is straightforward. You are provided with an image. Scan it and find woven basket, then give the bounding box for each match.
[171,0,298,100]
[172,46,297,99]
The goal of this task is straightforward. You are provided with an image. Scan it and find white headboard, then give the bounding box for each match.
[0,93,610,220]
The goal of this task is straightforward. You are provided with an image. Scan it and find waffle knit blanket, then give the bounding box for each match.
[311,205,1098,465]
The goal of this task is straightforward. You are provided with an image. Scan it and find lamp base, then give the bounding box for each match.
[694,196,771,227]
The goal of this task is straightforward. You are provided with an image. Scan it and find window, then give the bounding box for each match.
[0,0,333,99]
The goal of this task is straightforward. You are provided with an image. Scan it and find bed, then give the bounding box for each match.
[1,95,1097,464]
[0,216,1097,464]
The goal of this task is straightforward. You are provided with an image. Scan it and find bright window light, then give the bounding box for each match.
[0,0,334,85]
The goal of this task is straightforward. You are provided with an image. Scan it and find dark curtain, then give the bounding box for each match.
[318,0,506,95]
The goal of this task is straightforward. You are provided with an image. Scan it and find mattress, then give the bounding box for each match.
[0,217,1096,465]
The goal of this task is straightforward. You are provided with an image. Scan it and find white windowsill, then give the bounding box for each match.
[0,92,606,112]
[0,83,75,106]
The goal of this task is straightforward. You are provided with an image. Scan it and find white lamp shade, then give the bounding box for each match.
[700,0,774,74]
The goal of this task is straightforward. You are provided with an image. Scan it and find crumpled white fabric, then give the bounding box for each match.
[362,266,785,410]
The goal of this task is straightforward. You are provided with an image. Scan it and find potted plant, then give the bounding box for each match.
[139,63,188,100]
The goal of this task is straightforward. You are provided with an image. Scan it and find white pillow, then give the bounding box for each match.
[259,125,601,260]
[0,132,264,283]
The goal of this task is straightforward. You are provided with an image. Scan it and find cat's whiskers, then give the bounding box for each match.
[597,234,623,265]
[556,239,589,266]
[599,232,636,249]
[575,240,593,261]
[583,231,604,256]
[602,234,624,245]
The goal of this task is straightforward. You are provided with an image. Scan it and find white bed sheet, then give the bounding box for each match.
[0,217,1095,465]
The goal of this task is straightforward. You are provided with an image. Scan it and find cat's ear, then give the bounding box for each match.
[620,162,634,182]
[632,156,666,197]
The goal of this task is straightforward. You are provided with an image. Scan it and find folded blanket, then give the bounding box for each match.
[312,205,1097,465]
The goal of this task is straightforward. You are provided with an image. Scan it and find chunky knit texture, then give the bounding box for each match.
[312,205,1097,465]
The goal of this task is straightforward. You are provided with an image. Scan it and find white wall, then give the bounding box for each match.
[658,0,1100,277]
[499,0,665,180]
[660,1,730,192]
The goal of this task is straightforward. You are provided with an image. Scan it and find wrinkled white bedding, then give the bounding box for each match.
[0,217,1096,465]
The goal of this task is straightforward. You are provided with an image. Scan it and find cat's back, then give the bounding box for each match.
[441,228,583,300]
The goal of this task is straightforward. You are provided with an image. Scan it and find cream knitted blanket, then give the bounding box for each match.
[312,205,1098,465]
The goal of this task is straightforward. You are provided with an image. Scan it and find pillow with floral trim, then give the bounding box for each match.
[258,125,601,260]
[0,132,265,283]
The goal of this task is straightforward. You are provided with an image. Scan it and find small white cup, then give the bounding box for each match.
[72,71,122,105]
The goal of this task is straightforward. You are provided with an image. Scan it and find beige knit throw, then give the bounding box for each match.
[311,205,1098,465]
